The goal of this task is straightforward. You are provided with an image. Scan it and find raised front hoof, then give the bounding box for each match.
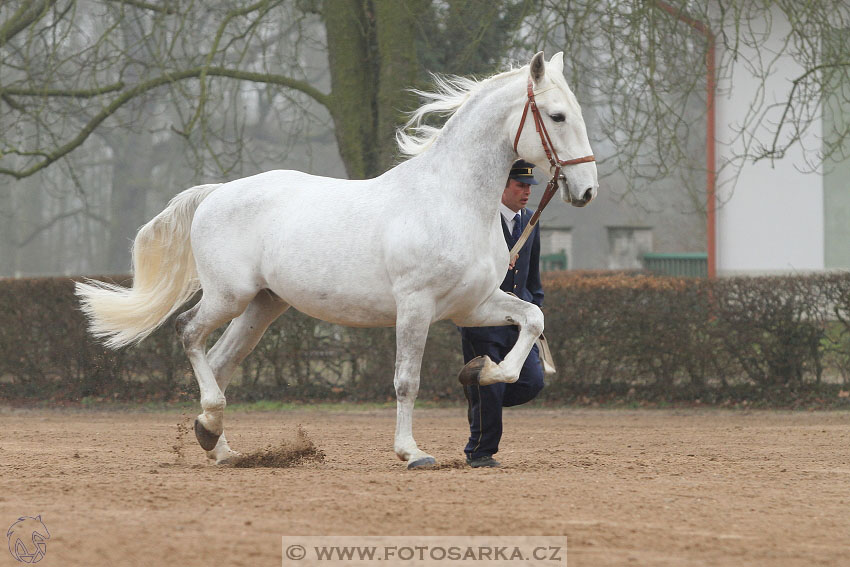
[407,456,437,470]
[194,418,221,451]
[458,356,488,386]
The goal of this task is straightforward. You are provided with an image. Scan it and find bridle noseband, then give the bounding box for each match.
[508,78,595,259]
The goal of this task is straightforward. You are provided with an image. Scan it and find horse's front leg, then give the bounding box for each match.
[393,299,437,469]
[454,290,544,386]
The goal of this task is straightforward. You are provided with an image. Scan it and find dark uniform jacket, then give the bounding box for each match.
[460,207,544,348]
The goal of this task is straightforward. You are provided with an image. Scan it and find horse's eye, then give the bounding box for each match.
[550,113,566,123]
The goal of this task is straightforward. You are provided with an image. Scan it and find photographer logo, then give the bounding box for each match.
[6,516,50,564]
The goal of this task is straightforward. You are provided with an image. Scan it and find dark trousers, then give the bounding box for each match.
[462,340,544,459]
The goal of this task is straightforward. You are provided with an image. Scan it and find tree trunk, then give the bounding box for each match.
[322,0,377,180]
[322,0,423,179]
[373,0,426,172]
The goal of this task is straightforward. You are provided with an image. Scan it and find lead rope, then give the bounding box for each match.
[509,169,559,258]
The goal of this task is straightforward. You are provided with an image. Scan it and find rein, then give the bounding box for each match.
[509,78,595,259]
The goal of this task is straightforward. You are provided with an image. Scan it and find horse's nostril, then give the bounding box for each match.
[581,188,594,202]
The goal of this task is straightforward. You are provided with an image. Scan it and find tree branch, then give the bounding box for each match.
[0,82,126,98]
[180,0,284,136]
[0,66,330,179]
[109,0,178,14]
[757,61,850,162]
[16,207,109,248]
[0,0,58,47]
[1,93,26,111]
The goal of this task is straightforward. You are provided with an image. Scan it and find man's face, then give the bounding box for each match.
[501,178,532,212]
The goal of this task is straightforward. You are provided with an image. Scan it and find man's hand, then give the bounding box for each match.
[509,253,519,270]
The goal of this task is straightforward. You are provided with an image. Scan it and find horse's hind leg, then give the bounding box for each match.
[176,289,255,454]
[203,290,289,463]
[393,297,437,469]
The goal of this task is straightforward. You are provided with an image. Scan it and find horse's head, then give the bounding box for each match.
[513,51,598,208]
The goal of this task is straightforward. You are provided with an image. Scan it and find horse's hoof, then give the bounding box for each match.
[458,356,487,386]
[194,418,221,451]
[407,456,436,469]
[215,449,242,465]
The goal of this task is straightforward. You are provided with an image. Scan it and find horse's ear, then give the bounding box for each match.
[550,52,564,74]
[529,51,545,85]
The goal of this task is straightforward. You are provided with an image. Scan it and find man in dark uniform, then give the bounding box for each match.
[460,159,545,468]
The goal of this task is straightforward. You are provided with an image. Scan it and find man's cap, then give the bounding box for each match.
[508,159,539,185]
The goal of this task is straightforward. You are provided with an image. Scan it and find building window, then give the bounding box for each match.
[540,227,571,271]
[607,227,653,270]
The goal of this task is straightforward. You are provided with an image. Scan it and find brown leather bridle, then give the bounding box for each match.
[508,78,595,259]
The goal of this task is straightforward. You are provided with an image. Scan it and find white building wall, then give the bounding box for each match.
[715,7,824,275]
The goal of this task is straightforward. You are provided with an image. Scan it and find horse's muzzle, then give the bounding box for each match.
[570,187,595,208]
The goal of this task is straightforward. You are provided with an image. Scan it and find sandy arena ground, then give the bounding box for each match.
[1,406,848,566]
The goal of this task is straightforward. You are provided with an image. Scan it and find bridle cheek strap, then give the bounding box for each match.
[513,95,531,156]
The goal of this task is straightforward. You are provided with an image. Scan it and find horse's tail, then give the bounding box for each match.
[75,183,222,349]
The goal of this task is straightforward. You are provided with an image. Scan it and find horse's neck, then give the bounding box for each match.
[412,82,520,226]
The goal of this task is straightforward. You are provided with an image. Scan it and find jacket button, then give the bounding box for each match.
[513,284,517,289]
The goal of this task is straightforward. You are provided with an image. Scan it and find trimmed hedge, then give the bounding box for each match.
[1,272,849,405]
[544,272,850,404]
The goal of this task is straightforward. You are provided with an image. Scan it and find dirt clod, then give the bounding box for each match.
[430,458,467,470]
[172,415,191,464]
[229,425,324,468]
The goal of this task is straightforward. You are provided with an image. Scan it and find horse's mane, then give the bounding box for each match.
[396,67,525,158]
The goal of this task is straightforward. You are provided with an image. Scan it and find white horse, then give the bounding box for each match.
[76,51,598,468]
